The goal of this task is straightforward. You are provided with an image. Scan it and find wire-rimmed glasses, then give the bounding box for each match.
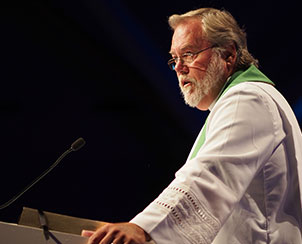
[168,45,216,70]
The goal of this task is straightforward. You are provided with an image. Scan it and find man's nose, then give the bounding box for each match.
[174,60,189,74]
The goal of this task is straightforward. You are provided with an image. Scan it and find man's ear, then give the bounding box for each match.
[224,43,237,63]
[223,43,237,72]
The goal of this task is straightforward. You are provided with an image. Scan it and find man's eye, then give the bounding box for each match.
[183,52,193,57]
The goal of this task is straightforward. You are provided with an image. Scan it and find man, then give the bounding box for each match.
[83,8,302,244]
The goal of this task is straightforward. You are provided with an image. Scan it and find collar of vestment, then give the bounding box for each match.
[190,65,275,160]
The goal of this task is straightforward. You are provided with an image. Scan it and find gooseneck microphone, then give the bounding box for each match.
[0,137,86,210]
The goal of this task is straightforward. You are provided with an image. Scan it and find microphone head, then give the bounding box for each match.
[71,137,86,151]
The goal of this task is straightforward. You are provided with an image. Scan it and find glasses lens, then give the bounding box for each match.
[168,60,176,70]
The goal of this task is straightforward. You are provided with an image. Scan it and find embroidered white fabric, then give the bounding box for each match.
[155,184,221,244]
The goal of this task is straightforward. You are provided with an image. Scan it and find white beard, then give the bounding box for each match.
[178,53,225,108]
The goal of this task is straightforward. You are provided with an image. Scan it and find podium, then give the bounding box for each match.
[0,221,88,244]
[0,207,155,244]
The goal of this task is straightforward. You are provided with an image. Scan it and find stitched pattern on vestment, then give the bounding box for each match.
[155,185,221,244]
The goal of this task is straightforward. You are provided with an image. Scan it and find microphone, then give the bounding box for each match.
[0,137,86,210]
[71,137,86,151]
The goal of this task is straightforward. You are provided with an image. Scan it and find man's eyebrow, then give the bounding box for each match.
[169,45,197,55]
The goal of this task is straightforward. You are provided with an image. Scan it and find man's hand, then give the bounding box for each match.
[81,222,150,244]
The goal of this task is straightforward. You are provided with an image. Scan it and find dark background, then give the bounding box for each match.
[1,0,301,224]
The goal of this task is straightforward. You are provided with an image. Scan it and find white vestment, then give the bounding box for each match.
[131,81,302,244]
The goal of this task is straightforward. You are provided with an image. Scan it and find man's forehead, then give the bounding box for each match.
[170,20,204,53]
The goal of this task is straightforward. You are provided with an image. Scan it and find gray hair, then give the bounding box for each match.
[168,8,258,70]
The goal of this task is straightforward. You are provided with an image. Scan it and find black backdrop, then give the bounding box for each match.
[1,0,301,224]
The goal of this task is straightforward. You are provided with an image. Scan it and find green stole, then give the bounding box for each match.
[189,65,275,160]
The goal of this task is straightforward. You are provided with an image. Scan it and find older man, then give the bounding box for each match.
[83,8,302,244]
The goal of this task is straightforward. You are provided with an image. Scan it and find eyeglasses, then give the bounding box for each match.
[167,45,216,71]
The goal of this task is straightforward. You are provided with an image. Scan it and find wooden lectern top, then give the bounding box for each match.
[18,207,106,235]
[0,207,155,244]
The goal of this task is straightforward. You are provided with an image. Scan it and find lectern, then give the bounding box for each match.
[0,221,88,244]
[0,207,155,244]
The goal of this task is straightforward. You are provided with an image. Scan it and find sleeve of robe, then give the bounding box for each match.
[130,82,279,244]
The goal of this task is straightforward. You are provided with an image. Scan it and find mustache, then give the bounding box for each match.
[178,75,197,84]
